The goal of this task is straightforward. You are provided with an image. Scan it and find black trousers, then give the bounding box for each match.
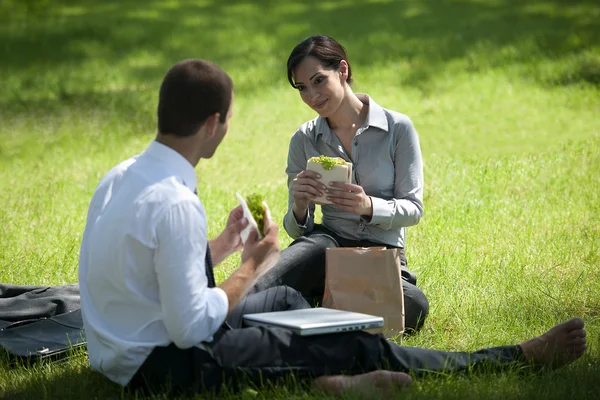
[128,286,522,395]
[253,225,430,332]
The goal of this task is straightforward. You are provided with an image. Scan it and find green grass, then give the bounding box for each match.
[1,0,599,398]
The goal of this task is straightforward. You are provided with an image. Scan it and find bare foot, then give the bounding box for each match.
[313,370,412,397]
[519,318,587,368]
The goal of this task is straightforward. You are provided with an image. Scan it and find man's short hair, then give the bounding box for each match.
[158,59,233,137]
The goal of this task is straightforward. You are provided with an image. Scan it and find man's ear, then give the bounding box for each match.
[204,112,221,138]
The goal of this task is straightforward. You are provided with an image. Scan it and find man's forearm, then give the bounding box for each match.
[218,261,258,314]
[209,235,232,267]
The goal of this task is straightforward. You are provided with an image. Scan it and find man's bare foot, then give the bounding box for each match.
[519,318,587,368]
[312,370,412,397]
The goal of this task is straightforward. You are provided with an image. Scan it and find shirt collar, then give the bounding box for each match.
[360,94,389,132]
[315,94,389,139]
[145,141,198,193]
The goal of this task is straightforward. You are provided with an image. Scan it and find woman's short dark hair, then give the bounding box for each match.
[158,59,233,137]
[287,35,352,88]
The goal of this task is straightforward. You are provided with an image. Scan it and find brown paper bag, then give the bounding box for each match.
[322,247,405,337]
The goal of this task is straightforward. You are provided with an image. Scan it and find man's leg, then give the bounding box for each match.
[204,328,521,391]
[129,318,586,395]
[226,286,310,328]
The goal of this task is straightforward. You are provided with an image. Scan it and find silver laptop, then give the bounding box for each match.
[243,307,384,336]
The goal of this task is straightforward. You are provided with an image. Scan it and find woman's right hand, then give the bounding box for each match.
[291,170,325,220]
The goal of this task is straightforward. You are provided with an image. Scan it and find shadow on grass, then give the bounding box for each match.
[1,0,598,142]
[409,356,600,400]
[1,0,599,90]
[0,352,120,400]
[0,354,321,400]
[0,87,156,162]
[4,352,600,400]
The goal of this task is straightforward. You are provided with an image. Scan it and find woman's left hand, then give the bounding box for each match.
[326,182,373,217]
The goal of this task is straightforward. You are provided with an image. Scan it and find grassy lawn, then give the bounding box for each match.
[1,0,599,398]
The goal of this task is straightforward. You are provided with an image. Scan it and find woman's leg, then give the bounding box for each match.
[316,233,430,331]
[226,286,310,328]
[402,280,429,332]
[252,228,339,305]
[252,227,429,331]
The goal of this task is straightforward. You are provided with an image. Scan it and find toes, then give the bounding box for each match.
[568,329,586,339]
[563,318,585,331]
[392,373,413,387]
[571,343,587,356]
[569,338,587,346]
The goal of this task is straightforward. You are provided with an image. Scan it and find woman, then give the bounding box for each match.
[253,35,429,332]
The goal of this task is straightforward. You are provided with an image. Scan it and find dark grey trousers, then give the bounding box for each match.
[128,286,522,396]
[252,225,430,332]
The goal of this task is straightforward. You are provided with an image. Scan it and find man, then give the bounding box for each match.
[79,59,587,397]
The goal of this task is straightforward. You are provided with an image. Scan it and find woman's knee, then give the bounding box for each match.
[272,285,311,310]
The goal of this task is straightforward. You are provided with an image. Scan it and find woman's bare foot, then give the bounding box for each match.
[519,318,587,368]
[312,370,412,397]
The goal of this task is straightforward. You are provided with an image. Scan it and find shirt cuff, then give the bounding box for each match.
[367,197,393,228]
[296,212,310,228]
[207,287,229,328]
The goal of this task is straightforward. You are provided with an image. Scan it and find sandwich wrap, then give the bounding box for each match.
[306,156,353,205]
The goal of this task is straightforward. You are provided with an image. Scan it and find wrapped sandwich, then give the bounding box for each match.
[236,192,267,243]
[306,155,353,205]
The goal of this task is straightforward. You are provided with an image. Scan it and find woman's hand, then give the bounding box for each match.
[327,182,373,217]
[291,170,325,220]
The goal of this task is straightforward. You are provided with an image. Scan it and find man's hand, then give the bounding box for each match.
[218,204,280,314]
[209,205,247,266]
[241,203,280,279]
[326,182,373,217]
[222,205,246,252]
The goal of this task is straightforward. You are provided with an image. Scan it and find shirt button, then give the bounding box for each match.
[353,141,358,146]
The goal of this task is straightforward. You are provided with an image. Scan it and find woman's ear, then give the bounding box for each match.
[339,60,349,83]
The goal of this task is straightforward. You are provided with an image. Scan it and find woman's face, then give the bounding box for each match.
[292,56,348,118]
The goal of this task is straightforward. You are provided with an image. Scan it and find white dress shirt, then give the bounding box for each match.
[78,141,229,386]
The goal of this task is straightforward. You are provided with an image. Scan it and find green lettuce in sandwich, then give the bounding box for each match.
[236,192,268,243]
[245,193,265,236]
[308,155,347,170]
